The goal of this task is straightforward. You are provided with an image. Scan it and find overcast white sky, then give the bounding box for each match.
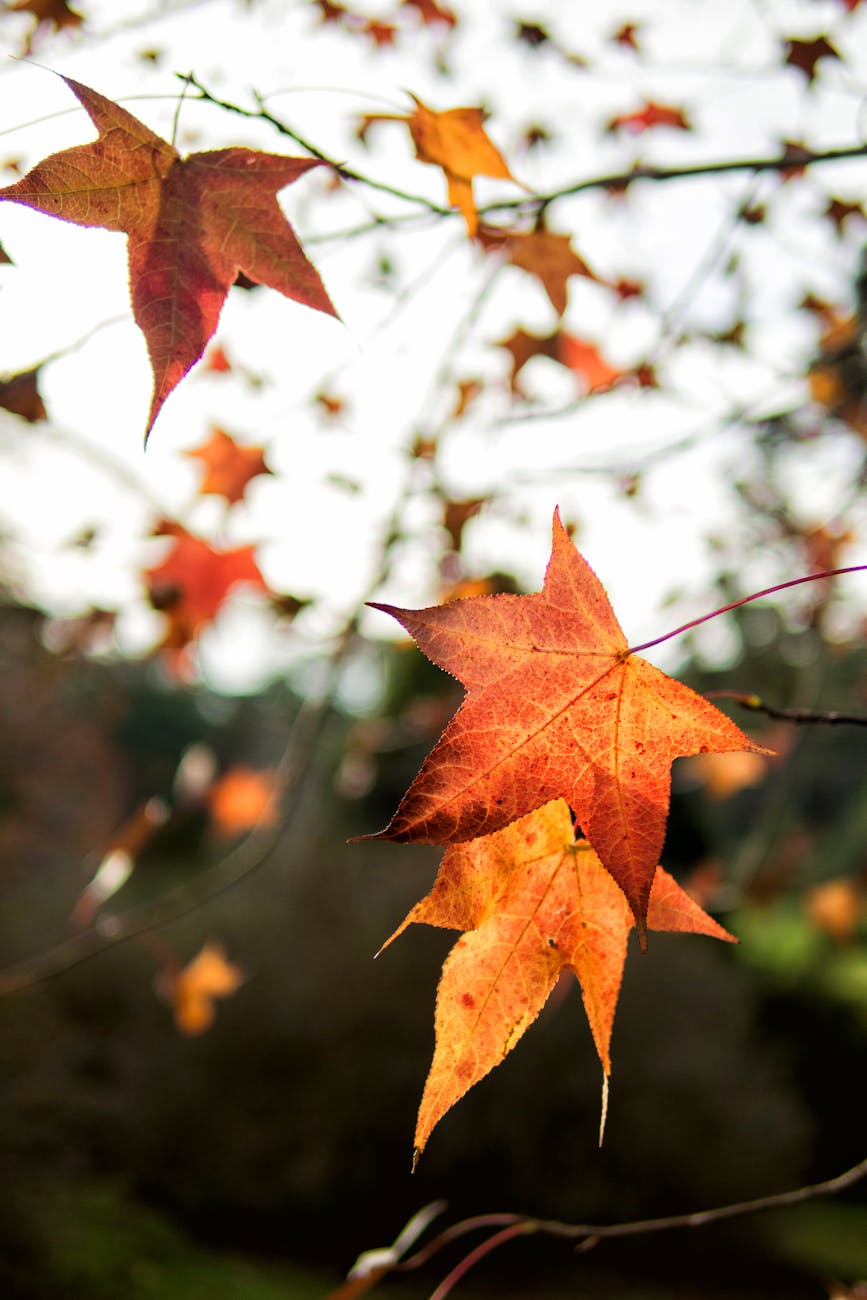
[1,0,865,691]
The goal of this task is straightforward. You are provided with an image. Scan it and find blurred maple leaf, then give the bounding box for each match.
[824,196,866,234]
[359,94,517,235]
[441,496,486,550]
[612,21,641,50]
[367,509,764,937]
[681,750,769,800]
[145,527,268,661]
[164,941,244,1036]
[0,239,11,264]
[504,228,599,316]
[784,34,841,83]
[400,0,457,28]
[606,100,691,134]
[382,800,735,1161]
[208,766,279,836]
[0,367,47,422]
[315,388,347,419]
[361,17,397,45]
[185,426,272,504]
[7,0,83,54]
[451,377,483,418]
[0,77,337,440]
[202,343,233,373]
[805,878,864,944]
[808,314,867,438]
[498,327,623,395]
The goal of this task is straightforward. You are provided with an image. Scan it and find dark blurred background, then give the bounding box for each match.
[1,595,865,1300]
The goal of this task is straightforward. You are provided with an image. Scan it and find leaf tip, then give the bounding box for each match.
[598,1071,610,1148]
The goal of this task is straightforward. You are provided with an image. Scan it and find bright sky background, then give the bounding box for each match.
[0,0,865,692]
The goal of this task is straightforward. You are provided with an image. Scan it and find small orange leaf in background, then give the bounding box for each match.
[383,800,735,1161]
[805,878,864,944]
[558,333,623,391]
[0,77,337,440]
[208,766,279,836]
[166,941,244,1036]
[360,94,516,235]
[0,367,47,422]
[606,99,691,134]
[186,426,272,504]
[504,229,599,316]
[681,749,769,800]
[202,343,233,373]
[145,527,267,656]
[368,509,766,939]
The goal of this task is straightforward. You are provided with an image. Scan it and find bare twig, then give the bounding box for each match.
[708,691,867,727]
[372,1155,867,1297]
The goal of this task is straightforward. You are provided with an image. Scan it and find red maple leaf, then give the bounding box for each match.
[0,367,47,422]
[606,100,691,134]
[367,510,765,938]
[383,800,736,1160]
[145,527,268,661]
[185,426,272,504]
[783,34,841,83]
[0,77,337,440]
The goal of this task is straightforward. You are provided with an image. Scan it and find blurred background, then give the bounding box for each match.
[1,1,866,1296]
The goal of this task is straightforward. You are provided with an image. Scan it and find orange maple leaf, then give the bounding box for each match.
[383,800,735,1160]
[0,77,337,440]
[368,510,766,939]
[185,426,272,504]
[498,327,623,396]
[165,941,244,1036]
[208,766,279,836]
[145,527,267,655]
[504,229,599,316]
[360,94,516,235]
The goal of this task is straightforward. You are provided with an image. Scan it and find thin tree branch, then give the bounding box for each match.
[182,74,867,231]
[483,143,867,216]
[707,691,867,727]
[182,74,450,215]
[385,1156,867,1293]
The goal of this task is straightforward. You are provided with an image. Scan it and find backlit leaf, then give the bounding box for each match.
[367,510,766,937]
[383,800,735,1159]
[0,77,337,440]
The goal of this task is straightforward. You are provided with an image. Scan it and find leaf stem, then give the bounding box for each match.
[627,566,867,656]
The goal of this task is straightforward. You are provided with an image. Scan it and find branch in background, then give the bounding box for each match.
[185,74,867,228]
[710,691,867,727]
[332,1155,867,1299]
